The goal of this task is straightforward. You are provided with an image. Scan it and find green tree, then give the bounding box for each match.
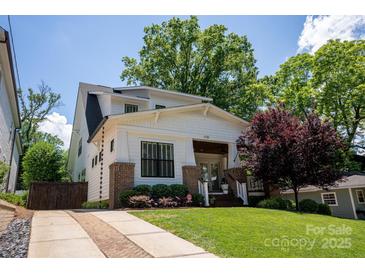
[313,40,365,148]
[265,40,365,151]
[121,16,262,120]
[18,81,61,150]
[265,53,315,119]
[22,142,63,188]
[59,150,71,182]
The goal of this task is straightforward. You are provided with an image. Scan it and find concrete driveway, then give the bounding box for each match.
[28,210,217,258]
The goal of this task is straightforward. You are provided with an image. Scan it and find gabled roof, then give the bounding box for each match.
[88,103,249,143]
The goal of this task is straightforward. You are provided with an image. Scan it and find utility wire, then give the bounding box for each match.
[7,15,22,91]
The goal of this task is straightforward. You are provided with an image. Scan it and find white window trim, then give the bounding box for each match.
[355,190,365,204]
[321,192,338,206]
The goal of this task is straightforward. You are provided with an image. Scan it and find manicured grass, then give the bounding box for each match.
[131,207,365,257]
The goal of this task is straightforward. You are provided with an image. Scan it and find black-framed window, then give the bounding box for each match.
[94,155,98,166]
[125,104,138,113]
[78,138,82,157]
[141,141,174,178]
[92,158,94,168]
[155,104,166,109]
[110,139,114,152]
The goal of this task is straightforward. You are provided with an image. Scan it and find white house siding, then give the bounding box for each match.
[112,110,244,187]
[86,127,116,201]
[7,143,19,192]
[149,93,200,108]
[0,70,13,164]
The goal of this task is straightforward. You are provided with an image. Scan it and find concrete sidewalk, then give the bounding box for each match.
[28,210,105,258]
[91,211,217,258]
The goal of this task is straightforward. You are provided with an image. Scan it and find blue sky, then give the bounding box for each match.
[1,15,363,148]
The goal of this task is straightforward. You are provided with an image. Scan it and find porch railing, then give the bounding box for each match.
[247,176,264,192]
[236,181,248,205]
[198,180,209,207]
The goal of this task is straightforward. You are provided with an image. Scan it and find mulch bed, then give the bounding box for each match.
[0,206,33,258]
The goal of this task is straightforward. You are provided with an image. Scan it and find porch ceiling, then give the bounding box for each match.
[193,140,228,154]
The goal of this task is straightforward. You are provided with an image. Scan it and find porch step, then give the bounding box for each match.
[209,194,244,207]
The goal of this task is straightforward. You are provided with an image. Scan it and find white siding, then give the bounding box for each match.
[149,93,200,109]
[0,69,13,164]
[86,127,116,201]
[7,143,19,192]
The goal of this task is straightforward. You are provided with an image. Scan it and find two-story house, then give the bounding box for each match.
[67,82,263,208]
[0,27,22,192]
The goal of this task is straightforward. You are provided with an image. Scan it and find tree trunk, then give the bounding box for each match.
[293,188,299,211]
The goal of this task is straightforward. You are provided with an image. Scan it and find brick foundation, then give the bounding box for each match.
[109,162,135,209]
[182,166,201,194]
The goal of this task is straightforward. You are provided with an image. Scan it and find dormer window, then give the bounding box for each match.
[125,104,138,113]
[155,105,166,109]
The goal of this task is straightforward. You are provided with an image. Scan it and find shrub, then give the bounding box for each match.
[0,192,26,207]
[158,197,178,207]
[248,196,265,207]
[169,184,188,198]
[299,199,319,213]
[151,184,171,198]
[81,200,109,209]
[192,193,205,206]
[0,161,10,187]
[119,190,138,207]
[257,197,289,210]
[128,195,152,208]
[22,142,64,189]
[133,184,152,196]
[317,203,332,215]
[284,199,296,211]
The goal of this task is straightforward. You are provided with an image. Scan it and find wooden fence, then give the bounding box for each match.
[27,182,88,210]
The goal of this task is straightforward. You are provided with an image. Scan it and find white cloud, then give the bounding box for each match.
[38,112,72,149]
[298,15,365,54]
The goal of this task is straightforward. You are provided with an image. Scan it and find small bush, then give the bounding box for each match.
[81,200,109,209]
[299,199,319,213]
[0,192,26,207]
[317,203,332,215]
[248,196,265,207]
[284,199,296,211]
[128,195,152,208]
[133,184,152,196]
[119,190,138,207]
[158,197,178,207]
[192,193,205,206]
[257,197,289,210]
[152,184,171,198]
[170,184,188,198]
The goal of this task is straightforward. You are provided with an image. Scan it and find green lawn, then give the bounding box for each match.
[131,207,365,258]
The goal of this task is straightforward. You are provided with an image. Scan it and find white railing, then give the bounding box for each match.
[247,176,264,192]
[198,180,209,207]
[236,180,248,205]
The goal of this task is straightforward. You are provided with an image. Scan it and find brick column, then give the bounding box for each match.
[109,162,135,209]
[182,165,201,194]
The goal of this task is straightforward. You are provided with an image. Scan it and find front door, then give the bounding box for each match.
[199,160,221,192]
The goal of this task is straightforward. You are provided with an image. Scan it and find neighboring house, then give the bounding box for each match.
[67,82,264,208]
[0,27,22,193]
[281,174,365,220]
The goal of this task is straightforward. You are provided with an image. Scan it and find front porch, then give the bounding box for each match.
[190,140,265,207]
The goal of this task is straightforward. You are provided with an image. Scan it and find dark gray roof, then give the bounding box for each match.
[85,93,103,138]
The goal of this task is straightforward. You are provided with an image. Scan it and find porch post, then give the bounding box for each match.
[203,181,209,207]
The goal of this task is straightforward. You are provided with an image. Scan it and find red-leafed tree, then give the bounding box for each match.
[237,108,345,211]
